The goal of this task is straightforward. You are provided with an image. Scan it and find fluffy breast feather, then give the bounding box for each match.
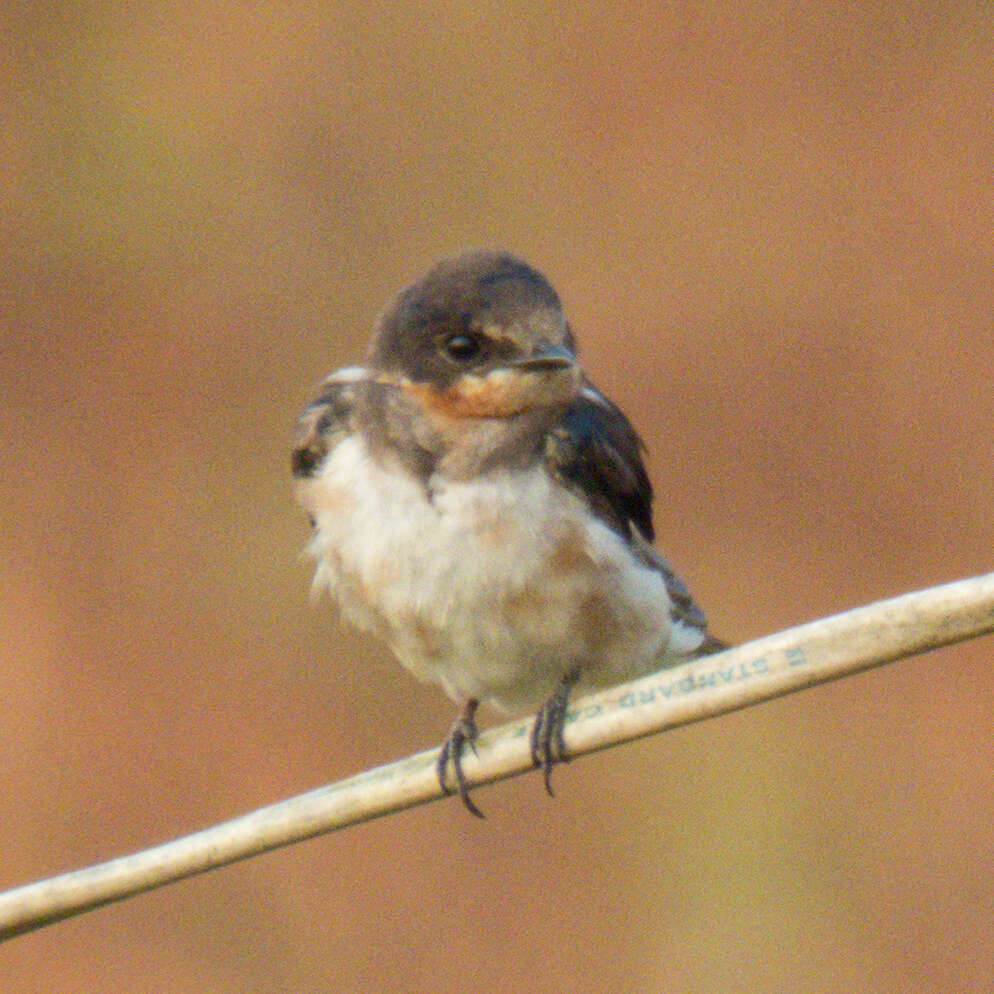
[298,433,701,711]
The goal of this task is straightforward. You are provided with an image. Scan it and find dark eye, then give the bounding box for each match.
[442,334,482,362]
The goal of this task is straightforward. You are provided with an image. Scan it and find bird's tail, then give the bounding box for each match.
[695,633,730,656]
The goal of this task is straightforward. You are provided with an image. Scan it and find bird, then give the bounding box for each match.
[292,249,725,816]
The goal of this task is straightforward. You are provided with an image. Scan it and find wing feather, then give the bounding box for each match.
[544,383,720,641]
[544,384,654,542]
[291,367,367,479]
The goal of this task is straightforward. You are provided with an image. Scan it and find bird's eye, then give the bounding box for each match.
[442,334,482,362]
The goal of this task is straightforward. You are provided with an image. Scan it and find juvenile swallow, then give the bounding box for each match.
[293,249,724,816]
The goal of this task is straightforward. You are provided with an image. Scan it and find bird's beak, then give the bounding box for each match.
[439,342,580,417]
[510,344,577,372]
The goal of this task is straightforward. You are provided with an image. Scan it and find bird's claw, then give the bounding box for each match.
[530,667,581,796]
[437,699,484,818]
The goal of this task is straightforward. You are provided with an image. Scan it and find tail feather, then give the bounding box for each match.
[695,633,730,656]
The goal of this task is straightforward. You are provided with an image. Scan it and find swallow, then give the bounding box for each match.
[292,249,725,816]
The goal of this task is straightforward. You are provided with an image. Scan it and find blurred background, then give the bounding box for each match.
[3,2,993,990]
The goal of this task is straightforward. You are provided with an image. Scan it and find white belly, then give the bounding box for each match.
[301,434,685,711]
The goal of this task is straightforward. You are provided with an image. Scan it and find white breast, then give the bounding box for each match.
[301,433,693,711]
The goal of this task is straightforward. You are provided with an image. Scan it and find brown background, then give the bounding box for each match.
[3,3,993,991]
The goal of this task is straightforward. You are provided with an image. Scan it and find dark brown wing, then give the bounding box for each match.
[544,383,722,645]
[291,367,366,479]
[543,384,654,542]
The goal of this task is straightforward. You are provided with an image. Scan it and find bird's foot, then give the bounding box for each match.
[437,698,484,818]
[530,666,581,796]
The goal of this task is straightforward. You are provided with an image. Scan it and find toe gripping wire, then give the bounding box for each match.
[437,698,484,817]
[437,667,581,816]
[530,666,581,797]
